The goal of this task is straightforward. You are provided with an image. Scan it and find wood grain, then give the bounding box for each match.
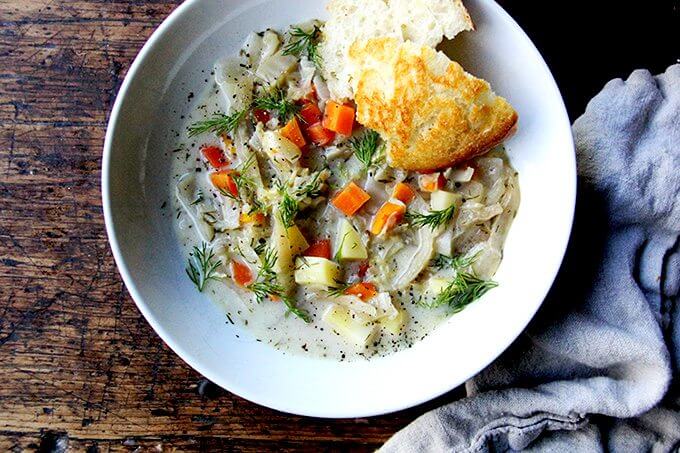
[0,1,464,451]
[3,0,676,450]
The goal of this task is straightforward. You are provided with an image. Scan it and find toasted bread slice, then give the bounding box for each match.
[319,0,474,100]
[349,37,517,171]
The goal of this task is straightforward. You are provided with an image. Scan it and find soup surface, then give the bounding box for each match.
[171,23,520,360]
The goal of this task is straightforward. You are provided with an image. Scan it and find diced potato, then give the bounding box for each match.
[336,219,367,260]
[261,130,302,163]
[323,305,376,346]
[294,257,340,287]
[430,190,462,211]
[380,309,406,335]
[270,211,295,288]
[286,224,309,256]
[425,277,450,295]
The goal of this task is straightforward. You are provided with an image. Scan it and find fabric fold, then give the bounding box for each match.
[381,65,680,452]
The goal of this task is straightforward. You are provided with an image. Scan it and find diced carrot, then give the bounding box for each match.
[392,182,415,204]
[303,239,331,260]
[357,261,369,279]
[230,260,254,287]
[253,108,270,124]
[201,145,229,169]
[280,117,306,149]
[299,102,322,125]
[210,170,239,198]
[344,282,377,302]
[305,122,336,146]
[371,200,406,235]
[331,182,371,216]
[322,101,355,136]
[418,173,446,192]
[239,211,266,225]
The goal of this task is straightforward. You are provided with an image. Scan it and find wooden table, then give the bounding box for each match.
[0,1,676,451]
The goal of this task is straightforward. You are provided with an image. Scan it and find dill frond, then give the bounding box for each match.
[252,88,300,123]
[426,272,498,312]
[283,26,322,68]
[277,187,299,228]
[326,280,353,298]
[186,243,222,292]
[246,246,310,322]
[295,171,325,199]
[187,110,247,138]
[349,130,382,172]
[406,205,456,231]
[431,252,479,271]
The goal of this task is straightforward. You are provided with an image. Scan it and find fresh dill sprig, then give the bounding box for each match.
[246,246,310,322]
[295,171,325,199]
[426,272,498,312]
[282,295,312,322]
[277,186,299,228]
[406,205,456,231]
[186,243,222,292]
[187,110,247,138]
[218,173,254,202]
[326,280,353,298]
[431,252,479,271]
[258,246,278,278]
[252,88,300,123]
[349,130,382,172]
[246,247,282,303]
[283,25,322,68]
[218,154,258,202]
[248,280,283,303]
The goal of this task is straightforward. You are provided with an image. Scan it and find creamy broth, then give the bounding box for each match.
[170,24,519,361]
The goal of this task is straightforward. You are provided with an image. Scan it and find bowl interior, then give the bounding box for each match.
[103,0,575,417]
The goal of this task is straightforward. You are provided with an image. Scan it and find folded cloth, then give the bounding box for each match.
[381,65,680,452]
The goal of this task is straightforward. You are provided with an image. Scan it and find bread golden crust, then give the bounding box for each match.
[320,0,475,100]
[349,37,518,171]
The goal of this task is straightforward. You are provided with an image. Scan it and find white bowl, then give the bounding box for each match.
[103,0,575,417]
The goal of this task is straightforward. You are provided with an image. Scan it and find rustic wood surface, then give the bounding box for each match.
[0,0,677,451]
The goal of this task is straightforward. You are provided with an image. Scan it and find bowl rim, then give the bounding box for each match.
[102,0,576,418]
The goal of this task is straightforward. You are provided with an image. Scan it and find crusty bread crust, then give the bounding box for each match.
[350,38,517,171]
[320,0,474,100]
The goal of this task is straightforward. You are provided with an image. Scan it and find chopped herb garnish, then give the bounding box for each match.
[246,247,310,322]
[252,88,300,123]
[431,252,478,271]
[349,130,382,172]
[248,280,284,303]
[283,25,322,68]
[277,187,299,228]
[219,154,258,203]
[295,171,325,199]
[406,205,456,231]
[426,272,497,312]
[326,280,352,298]
[282,295,312,322]
[187,110,247,138]
[186,243,222,292]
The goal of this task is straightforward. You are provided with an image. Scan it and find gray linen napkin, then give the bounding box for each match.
[382,65,680,452]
